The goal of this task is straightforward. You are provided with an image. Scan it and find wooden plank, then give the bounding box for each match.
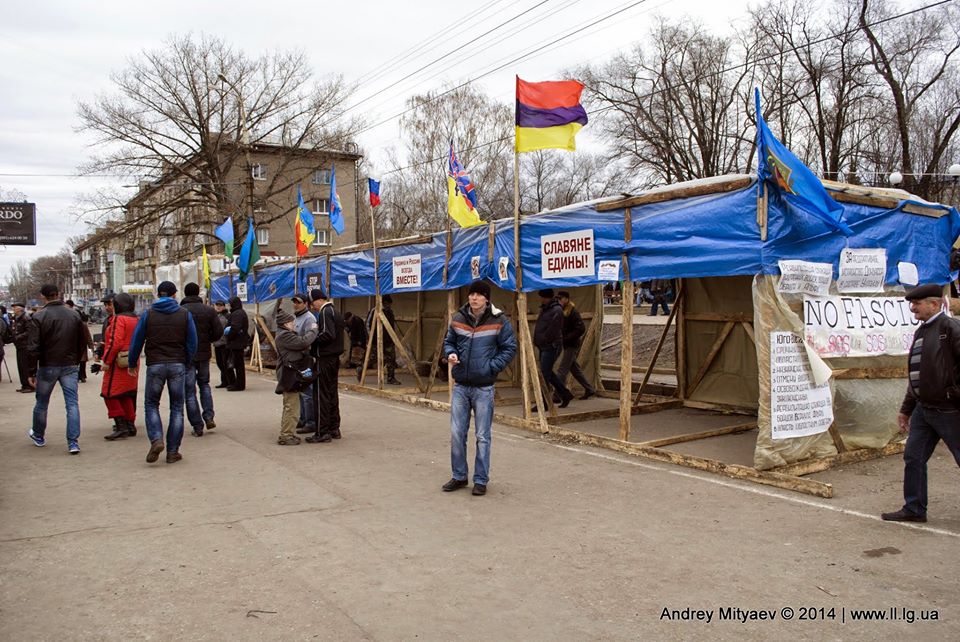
[358,312,376,387]
[600,363,676,375]
[634,286,683,405]
[255,315,277,353]
[684,312,754,323]
[826,421,847,453]
[683,399,758,415]
[772,441,905,477]
[740,320,756,345]
[676,278,686,401]
[424,313,450,396]
[379,311,425,392]
[619,258,633,441]
[415,291,423,359]
[518,293,530,419]
[550,399,683,425]
[595,176,753,212]
[687,320,736,395]
[832,367,908,380]
[635,422,757,448]
[447,290,456,405]
[547,426,833,498]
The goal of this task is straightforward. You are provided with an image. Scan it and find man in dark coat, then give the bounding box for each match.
[11,302,35,392]
[882,284,960,523]
[26,284,88,454]
[180,283,223,436]
[343,311,368,368]
[556,290,596,400]
[224,296,249,391]
[307,288,344,443]
[533,289,573,407]
[212,300,230,388]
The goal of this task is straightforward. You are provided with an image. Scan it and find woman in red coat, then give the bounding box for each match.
[101,293,140,440]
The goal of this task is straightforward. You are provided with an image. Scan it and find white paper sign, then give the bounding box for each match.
[803,295,919,357]
[597,260,620,282]
[498,257,509,282]
[898,261,919,287]
[778,260,833,296]
[837,248,886,293]
[236,282,248,301]
[541,229,595,279]
[470,256,481,280]
[770,331,834,440]
[392,254,421,289]
[347,274,358,288]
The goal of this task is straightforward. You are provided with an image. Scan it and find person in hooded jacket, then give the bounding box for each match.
[100,293,140,440]
[441,281,517,496]
[180,283,223,437]
[127,281,198,464]
[224,296,249,391]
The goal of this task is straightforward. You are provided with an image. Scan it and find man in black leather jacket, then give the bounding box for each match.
[180,283,223,436]
[882,284,960,523]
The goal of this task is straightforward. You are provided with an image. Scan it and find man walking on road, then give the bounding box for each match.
[442,281,517,496]
[556,290,596,401]
[180,283,223,437]
[11,302,35,393]
[533,289,573,408]
[127,281,198,464]
[882,284,960,523]
[26,284,87,454]
[307,289,344,443]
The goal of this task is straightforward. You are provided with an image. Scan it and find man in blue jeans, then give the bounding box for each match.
[442,281,517,496]
[26,283,88,454]
[882,284,960,523]
[127,281,198,464]
[179,282,223,437]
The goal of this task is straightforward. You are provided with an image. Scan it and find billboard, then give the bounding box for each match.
[0,202,37,245]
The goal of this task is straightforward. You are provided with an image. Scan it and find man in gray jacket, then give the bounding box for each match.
[291,293,319,435]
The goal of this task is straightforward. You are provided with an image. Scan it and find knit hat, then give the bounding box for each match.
[538,288,555,299]
[276,310,295,326]
[157,281,177,296]
[310,288,328,301]
[904,283,943,301]
[468,280,491,300]
[184,282,200,296]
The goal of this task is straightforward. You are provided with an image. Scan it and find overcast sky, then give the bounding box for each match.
[0,0,750,286]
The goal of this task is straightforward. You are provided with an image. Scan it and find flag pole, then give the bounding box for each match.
[369,187,384,390]
[514,149,531,421]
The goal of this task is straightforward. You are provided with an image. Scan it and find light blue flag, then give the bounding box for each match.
[329,166,345,235]
[755,88,851,236]
[214,216,234,258]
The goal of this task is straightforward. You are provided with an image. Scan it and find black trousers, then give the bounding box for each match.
[313,355,341,436]
[214,345,229,386]
[228,348,246,390]
[16,345,32,388]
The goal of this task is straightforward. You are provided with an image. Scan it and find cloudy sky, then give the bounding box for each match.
[0,0,748,285]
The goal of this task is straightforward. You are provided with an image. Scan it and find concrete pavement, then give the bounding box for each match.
[2,363,959,640]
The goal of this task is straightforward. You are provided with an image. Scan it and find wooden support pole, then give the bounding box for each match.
[379,310,425,392]
[424,312,450,397]
[255,315,277,353]
[687,320,736,395]
[771,441,905,477]
[517,292,549,433]
[447,289,456,406]
[415,291,423,359]
[358,315,376,387]
[619,258,633,441]
[634,285,683,405]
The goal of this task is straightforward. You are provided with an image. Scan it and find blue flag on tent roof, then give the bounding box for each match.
[329,166,345,236]
[755,88,852,236]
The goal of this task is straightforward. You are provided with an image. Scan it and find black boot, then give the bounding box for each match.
[124,419,138,437]
[104,418,128,441]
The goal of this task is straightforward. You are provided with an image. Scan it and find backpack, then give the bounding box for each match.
[0,319,13,345]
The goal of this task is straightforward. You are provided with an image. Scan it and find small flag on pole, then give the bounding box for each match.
[329,166,345,235]
[214,216,234,259]
[237,218,260,280]
[515,76,588,153]
[295,186,316,257]
[448,142,482,228]
[368,178,381,208]
[202,245,211,290]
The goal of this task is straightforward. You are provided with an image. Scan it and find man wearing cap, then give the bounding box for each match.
[11,302,35,393]
[442,280,517,496]
[291,293,319,436]
[882,283,960,523]
[533,289,574,408]
[25,284,88,454]
[180,283,223,437]
[127,281,198,464]
[308,289,345,442]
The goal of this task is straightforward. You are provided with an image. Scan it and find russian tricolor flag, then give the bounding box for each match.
[368,177,381,208]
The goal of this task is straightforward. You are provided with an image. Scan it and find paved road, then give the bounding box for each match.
[2,362,959,640]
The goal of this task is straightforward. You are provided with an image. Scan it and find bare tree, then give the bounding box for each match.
[859,0,960,198]
[0,186,28,202]
[77,33,360,243]
[521,151,628,212]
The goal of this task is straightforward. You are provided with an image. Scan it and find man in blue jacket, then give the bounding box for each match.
[127,281,198,465]
[442,280,517,496]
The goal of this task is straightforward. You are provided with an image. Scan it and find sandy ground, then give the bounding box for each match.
[2,354,960,641]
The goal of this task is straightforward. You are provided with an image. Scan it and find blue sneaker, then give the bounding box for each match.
[28,429,45,447]
[68,440,80,455]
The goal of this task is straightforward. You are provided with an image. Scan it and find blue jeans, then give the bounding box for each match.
[538,344,571,400]
[144,362,186,453]
[450,384,495,485]
[299,384,316,431]
[650,298,670,316]
[184,360,214,429]
[32,365,81,442]
[902,405,960,516]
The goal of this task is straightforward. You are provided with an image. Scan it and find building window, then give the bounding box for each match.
[251,164,267,180]
[313,214,331,246]
[313,198,329,214]
[312,169,331,185]
[256,228,270,245]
